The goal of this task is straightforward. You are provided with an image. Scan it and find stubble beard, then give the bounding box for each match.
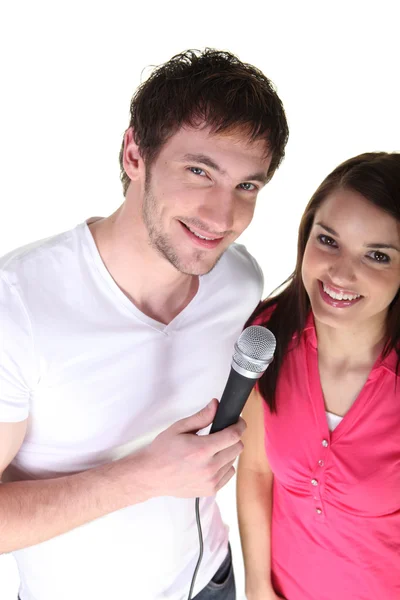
[142,178,224,276]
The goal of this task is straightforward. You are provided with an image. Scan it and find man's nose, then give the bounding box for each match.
[197,189,235,234]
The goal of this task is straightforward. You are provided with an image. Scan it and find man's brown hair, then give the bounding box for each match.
[119,48,289,194]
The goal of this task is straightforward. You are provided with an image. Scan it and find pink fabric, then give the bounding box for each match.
[253,312,400,600]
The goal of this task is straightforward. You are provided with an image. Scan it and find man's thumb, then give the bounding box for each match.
[176,398,218,434]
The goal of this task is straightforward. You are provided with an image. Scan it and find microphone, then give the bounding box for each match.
[210,326,276,434]
[188,325,276,600]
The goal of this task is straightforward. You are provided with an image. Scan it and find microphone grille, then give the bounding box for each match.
[233,325,276,374]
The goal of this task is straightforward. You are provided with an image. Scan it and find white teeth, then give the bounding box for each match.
[322,282,360,301]
[187,225,216,241]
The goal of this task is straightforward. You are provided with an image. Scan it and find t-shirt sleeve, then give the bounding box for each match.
[0,274,36,422]
[248,253,264,301]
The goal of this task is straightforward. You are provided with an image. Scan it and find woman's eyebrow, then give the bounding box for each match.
[315,222,339,236]
[315,221,400,252]
[365,243,400,252]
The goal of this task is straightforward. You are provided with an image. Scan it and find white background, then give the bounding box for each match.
[0,1,399,598]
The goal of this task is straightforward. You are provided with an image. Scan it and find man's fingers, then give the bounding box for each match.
[207,417,247,453]
[215,465,236,492]
[213,440,244,471]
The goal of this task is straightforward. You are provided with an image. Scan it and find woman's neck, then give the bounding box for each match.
[314,314,386,371]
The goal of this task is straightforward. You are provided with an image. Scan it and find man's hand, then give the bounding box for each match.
[133,398,246,498]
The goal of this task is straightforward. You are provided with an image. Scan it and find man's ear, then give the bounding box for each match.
[122,128,144,182]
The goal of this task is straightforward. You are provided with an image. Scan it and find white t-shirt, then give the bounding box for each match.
[0,220,263,600]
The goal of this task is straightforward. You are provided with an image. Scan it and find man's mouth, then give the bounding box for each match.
[182,223,221,241]
[179,221,225,249]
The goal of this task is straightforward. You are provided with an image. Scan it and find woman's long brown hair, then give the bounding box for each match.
[248,152,400,411]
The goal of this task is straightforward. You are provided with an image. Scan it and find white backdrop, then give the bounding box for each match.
[1,1,399,598]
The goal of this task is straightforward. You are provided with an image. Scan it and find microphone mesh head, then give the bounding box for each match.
[233,326,276,374]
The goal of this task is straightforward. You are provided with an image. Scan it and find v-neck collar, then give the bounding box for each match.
[304,313,390,443]
[80,218,204,335]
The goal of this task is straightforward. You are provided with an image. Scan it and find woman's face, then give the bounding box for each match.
[302,188,400,332]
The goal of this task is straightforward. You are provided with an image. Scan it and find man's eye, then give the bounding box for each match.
[189,167,206,177]
[366,250,390,263]
[317,234,338,247]
[238,182,256,191]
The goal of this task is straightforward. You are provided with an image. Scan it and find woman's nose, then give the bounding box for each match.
[328,256,357,285]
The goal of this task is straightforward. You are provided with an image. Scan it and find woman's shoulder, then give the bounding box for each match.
[248,300,316,350]
[247,300,278,328]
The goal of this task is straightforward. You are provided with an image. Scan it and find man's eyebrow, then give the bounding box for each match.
[315,221,400,252]
[182,153,223,173]
[181,153,269,184]
[245,171,270,184]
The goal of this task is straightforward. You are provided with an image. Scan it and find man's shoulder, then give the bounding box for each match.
[197,242,264,326]
[0,225,81,287]
[202,243,264,308]
[220,242,263,285]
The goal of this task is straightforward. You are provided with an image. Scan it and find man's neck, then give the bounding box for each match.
[88,204,198,325]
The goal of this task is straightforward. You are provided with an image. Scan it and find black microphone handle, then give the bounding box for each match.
[210,366,257,434]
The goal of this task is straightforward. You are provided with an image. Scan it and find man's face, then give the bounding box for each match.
[141,126,271,275]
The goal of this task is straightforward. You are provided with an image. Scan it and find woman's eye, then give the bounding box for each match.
[238,182,256,191]
[366,250,390,263]
[318,234,338,247]
[189,167,206,177]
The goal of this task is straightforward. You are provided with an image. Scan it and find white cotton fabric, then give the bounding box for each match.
[0,219,263,600]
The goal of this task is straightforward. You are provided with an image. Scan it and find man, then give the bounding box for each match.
[0,49,288,600]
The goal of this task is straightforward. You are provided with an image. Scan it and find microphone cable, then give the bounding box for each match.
[187,497,203,600]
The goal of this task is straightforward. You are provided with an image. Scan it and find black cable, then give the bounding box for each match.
[187,497,203,600]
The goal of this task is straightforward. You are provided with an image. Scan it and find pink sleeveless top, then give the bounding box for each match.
[253,312,400,600]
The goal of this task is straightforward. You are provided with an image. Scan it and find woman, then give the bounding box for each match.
[237,152,400,600]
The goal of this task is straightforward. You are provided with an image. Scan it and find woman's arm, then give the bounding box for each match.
[237,390,280,600]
